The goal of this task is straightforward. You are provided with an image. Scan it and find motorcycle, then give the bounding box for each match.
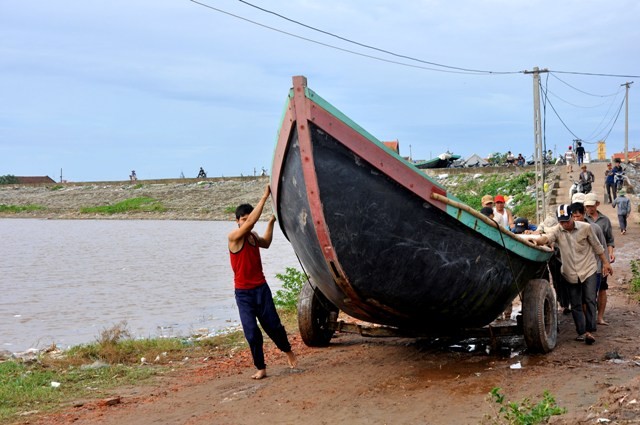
[614,171,625,191]
[570,180,592,198]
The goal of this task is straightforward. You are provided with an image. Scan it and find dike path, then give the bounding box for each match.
[0,177,273,221]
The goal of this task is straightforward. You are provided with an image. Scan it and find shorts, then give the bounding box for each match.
[599,275,609,291]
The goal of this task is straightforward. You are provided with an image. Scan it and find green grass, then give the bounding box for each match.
[630,260,640,298]
[445,172,538,220]
[0,360,155,421]
[0,204,46,213]
[80,197,165,215]
[0,321,248,422]
[484,387,566,424]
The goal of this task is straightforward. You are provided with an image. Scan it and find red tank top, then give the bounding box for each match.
[229,233,266,289]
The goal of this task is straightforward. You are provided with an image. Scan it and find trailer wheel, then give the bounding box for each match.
[298,280,338,347]
[522,279,557,353]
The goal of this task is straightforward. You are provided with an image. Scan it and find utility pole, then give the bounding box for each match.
[524,67,549,225]
[622,81,633,163]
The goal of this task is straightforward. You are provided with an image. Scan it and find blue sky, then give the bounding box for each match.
[1,0,639,182]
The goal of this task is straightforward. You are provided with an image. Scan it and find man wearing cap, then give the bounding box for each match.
[612,189,631,235]
[532,204,613,345]
[493,195,514,229]
[584,192,615,326]
[512,217,536,234]
[481,194,494,208]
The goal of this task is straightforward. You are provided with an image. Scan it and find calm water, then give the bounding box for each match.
[0,219,299,353]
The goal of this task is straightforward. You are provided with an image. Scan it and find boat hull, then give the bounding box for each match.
[272,76,551,334]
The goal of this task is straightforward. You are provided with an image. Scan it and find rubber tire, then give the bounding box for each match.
[522,279,558,353]
[297,281,338,347]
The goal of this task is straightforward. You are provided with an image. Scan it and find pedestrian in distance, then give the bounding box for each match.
[612,189,631,235]
[576,141,585,166]
[604,163,616,203]
[578,164,594,194]
[564,146,575,173]
[228,184,297,379]
[531,204,613,345]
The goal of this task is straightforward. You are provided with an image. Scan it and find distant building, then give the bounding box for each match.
[464,154,489,167]
[382,140,400,154]
[611,150,640,163]
[15,176,57,184]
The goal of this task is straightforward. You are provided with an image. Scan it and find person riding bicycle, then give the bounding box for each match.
[197,167,207,178]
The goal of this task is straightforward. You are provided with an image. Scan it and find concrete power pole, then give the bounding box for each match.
[622,81,633,163]
[525,67,549,224]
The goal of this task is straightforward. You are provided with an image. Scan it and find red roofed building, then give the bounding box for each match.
[382,140,400,154]
[611,150,640,163]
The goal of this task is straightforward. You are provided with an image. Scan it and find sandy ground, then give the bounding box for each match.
[8,165,640,424]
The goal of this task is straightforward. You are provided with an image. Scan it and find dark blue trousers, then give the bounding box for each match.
[235,283,291,370]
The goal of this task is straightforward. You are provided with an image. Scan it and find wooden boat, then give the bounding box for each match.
[414,153,461,169]
[270,76,557,352]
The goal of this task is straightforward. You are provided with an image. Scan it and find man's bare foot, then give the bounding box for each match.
[286,351,297,368]
[251,369,267,379]
[598,320,610,326]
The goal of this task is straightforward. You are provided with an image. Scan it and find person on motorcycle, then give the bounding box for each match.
[578,165,594,194]
[612,158,624,192]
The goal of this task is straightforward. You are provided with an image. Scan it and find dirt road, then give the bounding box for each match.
[12,165,640,424]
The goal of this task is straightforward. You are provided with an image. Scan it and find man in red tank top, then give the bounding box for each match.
[228,184,297,379]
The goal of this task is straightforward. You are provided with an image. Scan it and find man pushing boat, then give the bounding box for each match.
[228,184,297,379]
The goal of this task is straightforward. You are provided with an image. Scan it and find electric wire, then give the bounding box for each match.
[550,73,622,97]
[190,1,640,79]
[236,0,519,75]
[189,0,507,74]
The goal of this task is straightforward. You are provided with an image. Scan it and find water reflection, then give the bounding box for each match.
[0,219,298,352]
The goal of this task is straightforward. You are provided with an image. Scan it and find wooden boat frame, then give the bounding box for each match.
[271,76,557,353]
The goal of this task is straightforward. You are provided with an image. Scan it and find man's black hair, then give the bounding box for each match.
[569,202,585,215]
[235,203,254,220]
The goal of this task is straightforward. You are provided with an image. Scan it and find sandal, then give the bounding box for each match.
[585,333,596,345]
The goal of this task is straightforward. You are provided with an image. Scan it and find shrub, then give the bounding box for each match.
[273,267,306,311]
[484,387,566,424]
[630,259,640,296]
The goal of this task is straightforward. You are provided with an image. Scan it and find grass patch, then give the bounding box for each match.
[0,204,46,213]
[0,321,246,422]
[630,259,640,298]
[0,314,297,423]
[48,185,64,191]
[0,359,155,421]
[80,197,165,215]
[483,387,566,424]
[444,171,538,220]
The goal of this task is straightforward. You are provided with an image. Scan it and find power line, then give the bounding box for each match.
[549,73,621,97]
[549,69,640,79]
[191,1,640,80]
[235,0,519,75]
[189,0,510,74]
[540,79,626,144]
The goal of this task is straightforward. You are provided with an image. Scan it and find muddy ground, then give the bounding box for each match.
[6,166,640,424]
